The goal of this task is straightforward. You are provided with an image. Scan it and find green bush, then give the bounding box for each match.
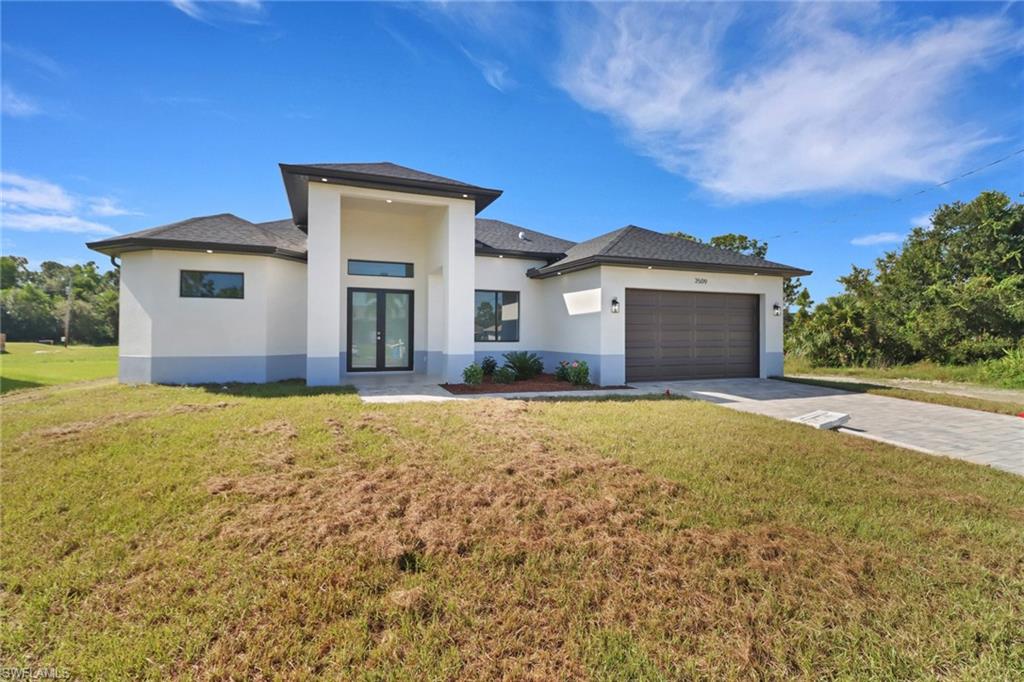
[981,345,1024,388]
[462,363,483,385]
[555,361,571,382]
[481,355,498,376]
[492,366,517,384]
[502,351,543,380]
[565,360,590,386]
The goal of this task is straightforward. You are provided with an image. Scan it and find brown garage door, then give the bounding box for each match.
[625,289,759,381]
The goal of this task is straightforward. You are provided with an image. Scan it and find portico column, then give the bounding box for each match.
[442,201,476,383]
[305,183,344,385]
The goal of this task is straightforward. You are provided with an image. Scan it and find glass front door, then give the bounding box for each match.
[347,289,413,371]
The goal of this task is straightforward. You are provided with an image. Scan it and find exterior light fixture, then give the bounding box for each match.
[385,199,393,204]
[772,303,782,317]
[205,249,213,254]
[462,193,469,198]
[611,297,620,313]
[647,265,653,270]
[556,271,562,276]
[320,178,328,182]
[498,254,504,258]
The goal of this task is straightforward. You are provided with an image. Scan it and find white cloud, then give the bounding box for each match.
[0,173,120,236]
[2,84,41,118]
[170,0,264,23]
[460,47,515,92]
[557,4,1020,200]
[2,213,117,236]
[910,212,934,229]
[850,232,904,246]
[88,197,142,217]
[0,173,75,212]
[2,43,65,78]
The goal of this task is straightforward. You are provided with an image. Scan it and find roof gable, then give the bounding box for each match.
[474,218,575,258]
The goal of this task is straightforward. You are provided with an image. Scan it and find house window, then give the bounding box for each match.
[180,270,244,299]
[348,259,414,278]
[474,290,519,342]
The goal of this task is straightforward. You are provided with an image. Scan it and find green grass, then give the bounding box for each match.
[778,376,1024,416]
[0,342,118,393]
[785,355,1023,389]
[2,381,1022,679]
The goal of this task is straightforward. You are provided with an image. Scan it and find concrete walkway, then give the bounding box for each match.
[349,375,1023,476]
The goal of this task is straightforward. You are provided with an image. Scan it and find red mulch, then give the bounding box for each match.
[442,372,631,395]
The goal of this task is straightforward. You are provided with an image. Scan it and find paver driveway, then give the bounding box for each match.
[635,378,1023,476]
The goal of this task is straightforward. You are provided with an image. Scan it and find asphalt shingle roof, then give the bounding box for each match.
[474,218,576,257]
[530,225,811,277]
[298,162,492,191]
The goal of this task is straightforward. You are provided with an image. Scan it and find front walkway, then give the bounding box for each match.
[348,375,1023,476]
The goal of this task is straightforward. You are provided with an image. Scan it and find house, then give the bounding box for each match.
[86,162,811,386]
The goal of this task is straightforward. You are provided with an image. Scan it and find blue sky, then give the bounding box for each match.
[2,1,1022,300]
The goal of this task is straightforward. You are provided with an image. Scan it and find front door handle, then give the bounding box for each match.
[376,331,383,341]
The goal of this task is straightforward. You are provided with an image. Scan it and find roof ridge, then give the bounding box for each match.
[144,212,244,238]
[597,225,638,256]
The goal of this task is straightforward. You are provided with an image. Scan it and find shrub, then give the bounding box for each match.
[565,360,590,386]
[554,361,571,382]
[481,355,498,376]
[502,351,543,380]
[462,362,483,385]
[492,366,517,384]
[981,345,1024,388]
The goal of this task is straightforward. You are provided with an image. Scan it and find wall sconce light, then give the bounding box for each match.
[611,297,620,314]
[772,302,782,317]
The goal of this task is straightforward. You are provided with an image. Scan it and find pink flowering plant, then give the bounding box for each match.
[561,360,590,386]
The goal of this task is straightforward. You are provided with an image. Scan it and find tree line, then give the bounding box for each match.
[0,257,119,345]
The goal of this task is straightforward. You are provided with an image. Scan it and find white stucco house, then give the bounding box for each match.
[87,162,811,387]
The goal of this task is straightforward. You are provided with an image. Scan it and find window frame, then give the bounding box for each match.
[179,270,245,299]
[474,289,521,343]
[347,259,414,278]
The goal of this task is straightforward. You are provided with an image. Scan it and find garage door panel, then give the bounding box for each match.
[625,289,759,382]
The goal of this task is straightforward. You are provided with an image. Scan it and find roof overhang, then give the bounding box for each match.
[528,255,812,279]
[280,163,503,229]
[86,237,308,263]
[474,244,567,262]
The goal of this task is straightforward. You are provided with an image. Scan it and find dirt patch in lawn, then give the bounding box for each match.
[30,401,233,441]
[443,372,631,395]
[203,400,881,678]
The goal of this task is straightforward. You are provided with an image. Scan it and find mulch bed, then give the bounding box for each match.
[442,372,632,395]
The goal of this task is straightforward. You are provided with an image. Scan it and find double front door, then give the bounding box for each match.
[347,288,413,371]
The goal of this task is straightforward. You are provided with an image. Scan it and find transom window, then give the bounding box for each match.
[348,259,414,278]
[474,290,520,342]
[180,270,244,299]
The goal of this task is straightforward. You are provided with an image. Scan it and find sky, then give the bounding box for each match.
[2,0,1022,301]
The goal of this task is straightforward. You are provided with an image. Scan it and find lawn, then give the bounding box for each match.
[0,342,118,393]
[2,382,1022,679]
[785,355,1023,389]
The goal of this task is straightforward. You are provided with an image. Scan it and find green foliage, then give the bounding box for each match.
[492,366,517,384]
[0,257,119,344]
[480,355,498,376]
[462,362,483,386]
[555,360,571,381]
[565,360,591,386]
[980,344,1024,387]
[708,233,768,259]
[502,351,544,380]
[790,191,1024,368]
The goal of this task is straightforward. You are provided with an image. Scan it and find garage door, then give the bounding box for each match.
[625,289,759,381]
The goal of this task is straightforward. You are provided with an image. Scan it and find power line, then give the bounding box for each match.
[763,145,1024,241]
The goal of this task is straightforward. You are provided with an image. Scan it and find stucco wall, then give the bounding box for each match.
[118,249,306,384]
[472,255,548,355]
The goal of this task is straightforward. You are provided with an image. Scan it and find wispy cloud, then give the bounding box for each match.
[2,84,42,118]
[1,173,128,236]
[557,4,1020,201]
[2,43,65,78]
[909,212,934,229]
[850,232,904,246]
[88,197,142,217]
[170,0,266,24]
[460,47,515,92]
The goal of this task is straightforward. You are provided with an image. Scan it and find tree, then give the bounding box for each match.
[0,256,29,289]
[793,190,1023,367]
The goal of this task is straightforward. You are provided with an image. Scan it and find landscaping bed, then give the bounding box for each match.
[442,372,631,395]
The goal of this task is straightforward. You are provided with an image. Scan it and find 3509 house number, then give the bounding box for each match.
[694,277,708,285]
